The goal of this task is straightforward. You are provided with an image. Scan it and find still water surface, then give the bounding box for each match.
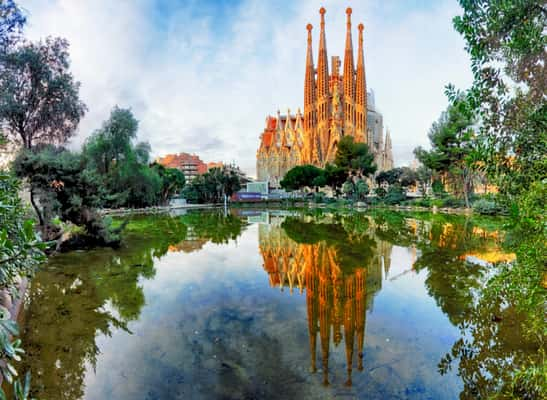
[18,210,528,399]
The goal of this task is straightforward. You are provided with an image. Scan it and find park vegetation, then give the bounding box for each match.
[280,135,375,200]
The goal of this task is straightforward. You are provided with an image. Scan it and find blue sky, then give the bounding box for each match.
[21,0,472,176]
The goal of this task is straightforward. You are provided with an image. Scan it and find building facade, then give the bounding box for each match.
[156,153,208,181]
[257,7,394,187]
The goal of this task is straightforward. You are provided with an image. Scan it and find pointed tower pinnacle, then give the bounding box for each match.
[343,8,355,101]
[317,7,329,100]
[304,23,316,131]
[355,23,368,143]
[304,23,317,163]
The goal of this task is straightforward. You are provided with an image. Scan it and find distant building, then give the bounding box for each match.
[207,161,224,170]
[156,153,207,181]
[246,181,269,195]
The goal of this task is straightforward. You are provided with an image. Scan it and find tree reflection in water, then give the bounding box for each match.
[18,210,540,399]
[18,211,246,400]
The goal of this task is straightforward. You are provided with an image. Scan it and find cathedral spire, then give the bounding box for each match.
[317,7,329,100]
[304,24,316,131]
[355,23,367,142]
[343,8,355,100]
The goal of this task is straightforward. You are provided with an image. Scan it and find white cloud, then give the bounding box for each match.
[20,0,472,175]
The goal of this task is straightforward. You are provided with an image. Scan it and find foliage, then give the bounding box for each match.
[450,0,546,198]
[383,184,406,205]
[354,179,369,200]
[0,37,86,149]
[183,166,241,204]
[334,135,377,178]
[83,106,139,174]
[431,179,445,196]
[83,106,174,208]
[472,198,506,216]
[13,146,121,247]
[374,187,386,198]
[0,0,25,50]
[416,165,432,195]
[376,167,418,188]
[0,173,44,287]
[341,180,353,198]
[151,163,185,205]
[442,2,547,396]
[414,98,477,207]
[280,164,323,192]
[323,163,347,191]
[0,172,44,400]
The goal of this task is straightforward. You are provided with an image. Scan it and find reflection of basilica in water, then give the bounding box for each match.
[256,212,393,386]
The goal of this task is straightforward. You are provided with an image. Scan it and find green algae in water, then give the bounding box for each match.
[16,210,540,399]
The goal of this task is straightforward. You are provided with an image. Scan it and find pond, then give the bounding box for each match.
[16,209,537,399]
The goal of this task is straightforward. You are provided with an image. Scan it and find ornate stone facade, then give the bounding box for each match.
[257,7,394,187]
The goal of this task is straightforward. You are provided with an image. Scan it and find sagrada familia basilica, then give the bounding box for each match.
[257,7,394,187]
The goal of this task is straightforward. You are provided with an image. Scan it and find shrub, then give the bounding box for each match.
[384,185,406,205]
[472,198,506,215]
[442,196,466,208]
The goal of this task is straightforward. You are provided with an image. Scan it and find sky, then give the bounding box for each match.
[20,0,473,177]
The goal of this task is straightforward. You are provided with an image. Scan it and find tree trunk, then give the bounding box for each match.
[29,186,44,226]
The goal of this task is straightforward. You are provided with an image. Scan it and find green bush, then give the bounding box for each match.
[441,196,466,208]
[431,199,444,208]
[384,185,406,205]
[472,198,507,215]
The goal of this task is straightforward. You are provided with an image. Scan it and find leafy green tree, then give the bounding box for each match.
[374,187,386,199]
[341,180,353,198]
[383,184,406,205]
[83,106,138,174]
[280,165,323,192]
[323,163,346,192]
[414,98,476,207]
[0,0,26,50]
[13,146,121,246]
[450,0,546,198]
[84,107,168,208]
[183,167,241,204]
[334,135,377,178]
[151,163,185,205]
[416,165,432,196]
[0,37,86,149]
[355,179,369,200]
[376,168,402,186]
[444,2,546,396]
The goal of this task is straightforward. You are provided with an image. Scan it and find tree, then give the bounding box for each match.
[151,163,185,205]
[323,163,347,192]
[0,37,86,149]
[414,98,476,207]
[355,179,369,200]
[376,168,402,186]
[83,106,138,174]
[416,165,432,196]
[450,0,546,198]
[13,146,124,247]
[280,165,323,192]
[183,167,241,204]
[399,167,418,188]
[334,135,377,178]
[83,107,168,208]
[0,0,25,50]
